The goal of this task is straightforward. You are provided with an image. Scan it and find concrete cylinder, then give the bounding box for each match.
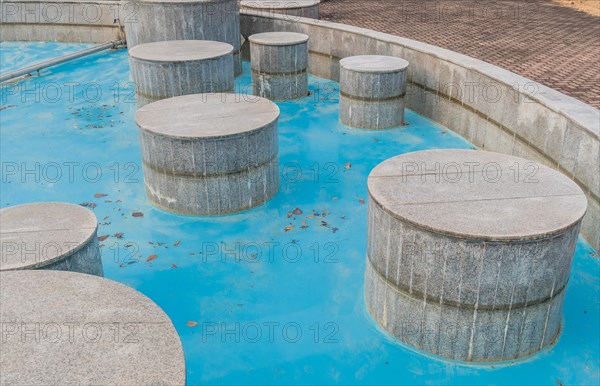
[0,270,185,385]
[249,32,309,101]
[365,149,587,362]
[129,40,235,108]
[136,93,280,215]
[241,0,320,19]
[124,0,242,76]
[339,55,409,129]
[0,202,103,276]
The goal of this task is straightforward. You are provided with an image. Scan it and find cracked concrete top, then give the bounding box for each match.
[129,40,233,62]
[136,93,280,139]
[340,55,409,74]
[0,202,98,271]
[368,149,587,240]
[249,32,310,46]
[0,270,186,386]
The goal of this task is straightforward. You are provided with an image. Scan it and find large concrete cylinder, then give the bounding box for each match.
[136,93,280,215]
[365,149,587,362]
[129,40,234,108]
[249,32,309,101]
[340,55,408,129]
[124,0,242,75]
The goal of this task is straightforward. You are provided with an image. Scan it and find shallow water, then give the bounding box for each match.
[1,42,598,385]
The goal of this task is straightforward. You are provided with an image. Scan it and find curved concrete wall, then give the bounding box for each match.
[240,11,600,252]
[0,0,123,42]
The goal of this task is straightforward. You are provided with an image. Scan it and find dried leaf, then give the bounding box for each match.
[94,193,107,198]
[132,211,144,217]
[171,264,178,269]
[174,240,181,247]
[292,208,303,215]
[114,232,124,239]
[332,227,339,234]
[358,198,365,204]
[186,321,198,327]
[301,220,308,229]
[147,254,158,262]
[332,197,338,201]
[98,235,109,241]
[284,225,294,232]
[345,162,352,170]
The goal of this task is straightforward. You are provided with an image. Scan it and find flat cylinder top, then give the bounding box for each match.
[0,270,185,385]
[130,0,233,3]
[129,40,233,62]
[249,32,309,46]
[340,55,409,74]
[0,202,97,271]
[241,0,320,9]
[367,149,587,241]
[136,94,280,139]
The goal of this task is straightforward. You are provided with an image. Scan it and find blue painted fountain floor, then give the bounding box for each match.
[1,42,599,385]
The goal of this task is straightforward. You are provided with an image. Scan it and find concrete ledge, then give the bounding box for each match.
[0,0,123,42]
[240,11,600,251]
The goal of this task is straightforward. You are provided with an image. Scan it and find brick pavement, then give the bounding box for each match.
[320,0,600,108]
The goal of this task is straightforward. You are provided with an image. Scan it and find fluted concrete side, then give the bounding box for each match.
[364,258,566,362]
[339,55,408,129]
[124,0,242,75]
[136,94,280,215]
[0,202,103,276]
[129,41,235,108]
[249,32,309,100]
[365,149,587,361]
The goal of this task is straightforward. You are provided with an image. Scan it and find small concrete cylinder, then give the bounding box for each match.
[365,149,587,362]
[136,93,280,215]
[0,202,103,276]
[339,55,409,129]
[124,0,242,75]
[249,32,309,101]
[129,40,235,108]
[0,270,185,385]
[241,0,320,19]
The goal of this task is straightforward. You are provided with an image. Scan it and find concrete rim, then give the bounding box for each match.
[367,149,588,241]
[128,40,234,62]
[340,55,410,74]
[135,93,280,139]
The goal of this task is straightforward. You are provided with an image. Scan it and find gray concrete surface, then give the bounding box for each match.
[124,0,242,75]
[365,149,587,361]
[129,40,234,108]
[339,55,408,129]
[0,202,103,276]
[136,93,280,215]
[0,269,185,385]
[249,32,309,100]
[241,0,320,19]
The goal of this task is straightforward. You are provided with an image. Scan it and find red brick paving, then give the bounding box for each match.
[320,0,600,108]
